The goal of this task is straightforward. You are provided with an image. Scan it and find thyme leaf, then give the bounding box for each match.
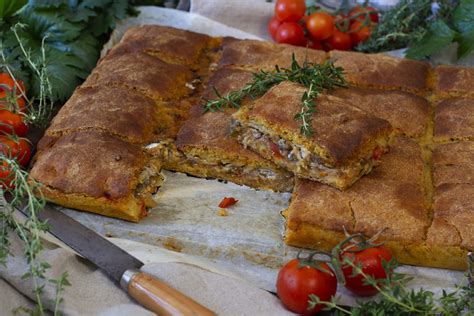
[203,55,347,136]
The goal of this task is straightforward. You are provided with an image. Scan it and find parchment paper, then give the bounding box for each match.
[59,5,465,307]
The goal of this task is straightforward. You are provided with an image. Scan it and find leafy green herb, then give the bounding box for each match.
[359,0,474,61]
[405,19,457,60]
[0,0,137,115]
[308,253,474,315]
[0,0,27,19]
[204,56,347,136]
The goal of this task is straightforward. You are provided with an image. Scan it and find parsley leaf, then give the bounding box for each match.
[457,29,474,59]
[452,0,474,34]
[405,20,457,60]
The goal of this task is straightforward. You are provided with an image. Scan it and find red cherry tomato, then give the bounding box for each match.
[349,5,379,23]
[0,136,32,167]
[0,73,26,95]
[327,30,353,51]
[306,12,335,41]
[275,0,306,22]
[341,245,393,297]
[277,259,337,315]
[275,22,306,46]
[0,161,15,189]
[268,16,283,40]
[0,110,28,136]
[349,20,372,45]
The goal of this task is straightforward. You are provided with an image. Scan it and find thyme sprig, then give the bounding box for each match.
[203,55,347,136]
[306,243,474,315]
[0,24,70,315]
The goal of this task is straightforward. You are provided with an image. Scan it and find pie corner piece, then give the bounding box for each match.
[231,81,393,190]
[29,130,164,222]
[284,137,469,270]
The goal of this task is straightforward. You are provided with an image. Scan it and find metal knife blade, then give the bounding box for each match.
[17,203,217,315]
[19,203,143,284]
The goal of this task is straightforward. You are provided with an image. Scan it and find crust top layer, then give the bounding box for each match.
[30,130,147,200]
[330,87,429,137]
[329,50,430,93]
[434,98,474,142]
[234,81,392,167]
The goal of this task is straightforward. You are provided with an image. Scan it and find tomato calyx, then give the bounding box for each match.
[295,250,334,273]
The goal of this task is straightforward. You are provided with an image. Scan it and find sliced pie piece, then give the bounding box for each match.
[434,98,474,142]
[330,87,430,137]
[219,38,326,71]
[285,138,438,268]
[45,85,195,145]
[434,64,474,99]
[29,130,164,222]
[329,50,430,94]
[148,68,294,192]
[232,81,392,190]
[82,52,194,101]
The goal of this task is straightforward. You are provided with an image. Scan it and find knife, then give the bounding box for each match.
[19,203,216,316]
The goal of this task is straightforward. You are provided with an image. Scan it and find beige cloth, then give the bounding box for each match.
[0,233,294,315]
[190,0,274,40]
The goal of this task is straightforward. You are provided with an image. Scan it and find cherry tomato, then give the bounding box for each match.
[349,6,379,23]
[349,20,372,45]
[0,136,31,167]
[341,245,393,297]
[0,73,26,95]
[268,16,283,40]
[327,30,352,51]
[275,22,306,46]
[0,110,28,136]
[0,161,15,189]
[277,259,337,315]
[218,197,238,208]
[306,12,335,41]
[275,0,306,22]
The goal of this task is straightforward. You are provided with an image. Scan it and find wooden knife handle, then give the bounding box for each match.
[123,270,216,316]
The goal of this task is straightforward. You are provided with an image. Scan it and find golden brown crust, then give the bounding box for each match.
[433,141,474,187]
[105,25,213,67]
[430,183,474,250]
[434,98,474,142]
[284,137,463,269]
[29,130,155,222]
[234,81,392,167]
[46,86,161,143]
[83,52,194,100]
[220,38,326,71]
[434,64,474,99]
[329,50,430,93]
[330,87,430,137]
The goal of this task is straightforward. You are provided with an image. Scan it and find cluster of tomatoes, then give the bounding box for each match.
[0,73,31,189]
[276,238,392,314]
[268,0,378,51]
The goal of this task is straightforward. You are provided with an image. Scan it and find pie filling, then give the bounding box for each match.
[145,141,292,182]
[233,121,386,188]
[135,161,165,208]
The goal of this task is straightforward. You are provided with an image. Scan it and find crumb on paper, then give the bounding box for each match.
[217,209,229,217]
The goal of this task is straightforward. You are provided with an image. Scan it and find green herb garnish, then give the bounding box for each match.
[204,56,347,136]
[356,0,442,53]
